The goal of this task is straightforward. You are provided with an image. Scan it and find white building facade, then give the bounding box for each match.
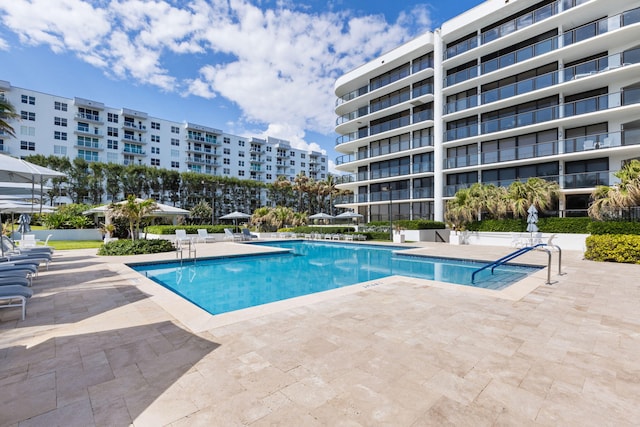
[334,0,640,222]
[0,82,328,186]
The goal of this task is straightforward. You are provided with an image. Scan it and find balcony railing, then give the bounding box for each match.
[122,134,147,143]
[444,7,640,87]
[76,113,101,122]
[445,89,640,142]
[444,0,572,60]
[123,122,147,131]
[123,147,146,155]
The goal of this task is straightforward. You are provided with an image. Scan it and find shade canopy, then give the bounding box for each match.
[84,199,190,217]
[0,154,65,183]
[335,211,363,219]
[219,211,252,220]
[308,212,335,220]
[0,182,51,196]
[0,200,57,213]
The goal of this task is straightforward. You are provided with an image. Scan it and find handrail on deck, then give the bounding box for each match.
[471,242,559,285]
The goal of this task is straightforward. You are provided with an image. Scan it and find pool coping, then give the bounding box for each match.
[112,242,554,333]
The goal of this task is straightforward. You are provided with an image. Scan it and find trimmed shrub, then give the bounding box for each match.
[588,221,640,235]
[368,220,445,230]
[584,235,640,264]
[98,239,175,256]
[145,225,229,235]
[467,217,591,233]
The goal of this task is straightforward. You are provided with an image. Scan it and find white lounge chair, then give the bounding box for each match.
[196,229,216,243]
[174,230,192,247]
[224,228,242,242]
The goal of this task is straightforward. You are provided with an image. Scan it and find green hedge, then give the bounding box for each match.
[145,225,229,235]
[587,221,640,235]
[367,220,445,230]
[97,239,175,256]
[584,235,640,264]
[467,217,591,233]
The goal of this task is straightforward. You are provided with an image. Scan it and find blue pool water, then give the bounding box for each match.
[131,241,541,315]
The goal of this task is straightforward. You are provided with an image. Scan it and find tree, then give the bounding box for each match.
[589,160,640,219]
[190,200,212,225]
[108,195,157,241]
[0,98,18,137]
[507,178,559,218]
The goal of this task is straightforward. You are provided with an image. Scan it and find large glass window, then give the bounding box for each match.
[446,116,478,141]
[370,87,410,113]
[564,123,608,152]
[482,129,558,163]
[482,162,559,187]
[565,158,609,188]
[564,87,608,117]
[370,133,410,158]
[413,153,434,173]
[413,177,434,199]
[370,157,411,179]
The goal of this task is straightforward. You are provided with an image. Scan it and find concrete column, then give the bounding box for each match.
[433,29,445,222]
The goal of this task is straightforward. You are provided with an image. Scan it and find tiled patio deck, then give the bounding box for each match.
[1,240,639,426]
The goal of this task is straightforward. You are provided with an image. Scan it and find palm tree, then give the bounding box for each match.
[507,178,559,218]
[589,160,640,219]
[109,195,157,241]
[0,98,18,137]
[445,187,475,231]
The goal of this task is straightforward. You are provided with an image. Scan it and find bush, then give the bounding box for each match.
[588,221,640,235]
[467,217,591,233]
[97,239,175,256]
[41,203,95,229]
[145,225,229,235]
[584,235,640,264]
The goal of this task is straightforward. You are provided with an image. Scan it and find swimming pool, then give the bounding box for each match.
[131,241,541,316]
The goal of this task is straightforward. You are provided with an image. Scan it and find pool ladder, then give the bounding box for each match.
[176,238,197,265]
[471,242,562,285]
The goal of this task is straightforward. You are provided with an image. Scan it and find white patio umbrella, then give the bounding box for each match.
[308,212,335,220]
[83,198,190,227]
[219,211,252,232]
[335,211,363,220]
[526,205,539,233]
[0,182,51,196]
[0,154,64,214]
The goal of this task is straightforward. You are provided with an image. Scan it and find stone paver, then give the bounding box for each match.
[1,240,639,426]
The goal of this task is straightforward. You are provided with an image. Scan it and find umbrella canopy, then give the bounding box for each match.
[309,212,335,220]
[335,211,363,219]
[219,211,252,220]
[0,200,56,214]
[0,154,65,183]
[84,199,190,216]
[0,182,50,196]
[526,205,539,233]
[219,211,252,232]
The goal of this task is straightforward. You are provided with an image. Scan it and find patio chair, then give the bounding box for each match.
[196,229,216,243]
[224,228,242,242]
[3,236,53,255]
[20,234,38,249]
[0,284,34,321]
[241,228,257,241]
[175,229,191,245]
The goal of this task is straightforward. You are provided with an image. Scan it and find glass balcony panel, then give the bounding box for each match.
[516,46,534,62]
[500,148,516,162]
[482,151,498,164]
[516,111,534,127]
[518,145,535,159]
[517,79,534,94]
[499,85,516,99]
[534,4,553,21]
[483,59,499,74]
[516,12,533,29]
[623,87,640,106]
[482,89,499,104]
[483,28,499,44]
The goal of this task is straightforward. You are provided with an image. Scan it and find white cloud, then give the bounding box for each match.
[0,0,431,143]
[0,37,8,51]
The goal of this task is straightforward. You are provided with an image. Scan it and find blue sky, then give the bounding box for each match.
[0,0,482,172]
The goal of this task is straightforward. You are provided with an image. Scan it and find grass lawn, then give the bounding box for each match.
[46,241,103,250]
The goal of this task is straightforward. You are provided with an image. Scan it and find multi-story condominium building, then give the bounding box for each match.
[0,81,328,187]
[334,0,640,222]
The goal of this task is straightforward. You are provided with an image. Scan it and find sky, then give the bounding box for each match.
[0,0,483,173]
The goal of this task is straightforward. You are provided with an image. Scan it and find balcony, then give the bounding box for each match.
[123,122,147,132]
[444,0,569,60]
[186,145,216,154]
[444,7,640,87]
[123,147,146,156]
[445,89,640,142]
[75,112,102,124]
[0,145,9,154]
[74,141,103,150]
[444,154,479,169]
[121,134,147,144]
[74,128,103,137]
[250,156,264,163]
[185,157,217,166]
